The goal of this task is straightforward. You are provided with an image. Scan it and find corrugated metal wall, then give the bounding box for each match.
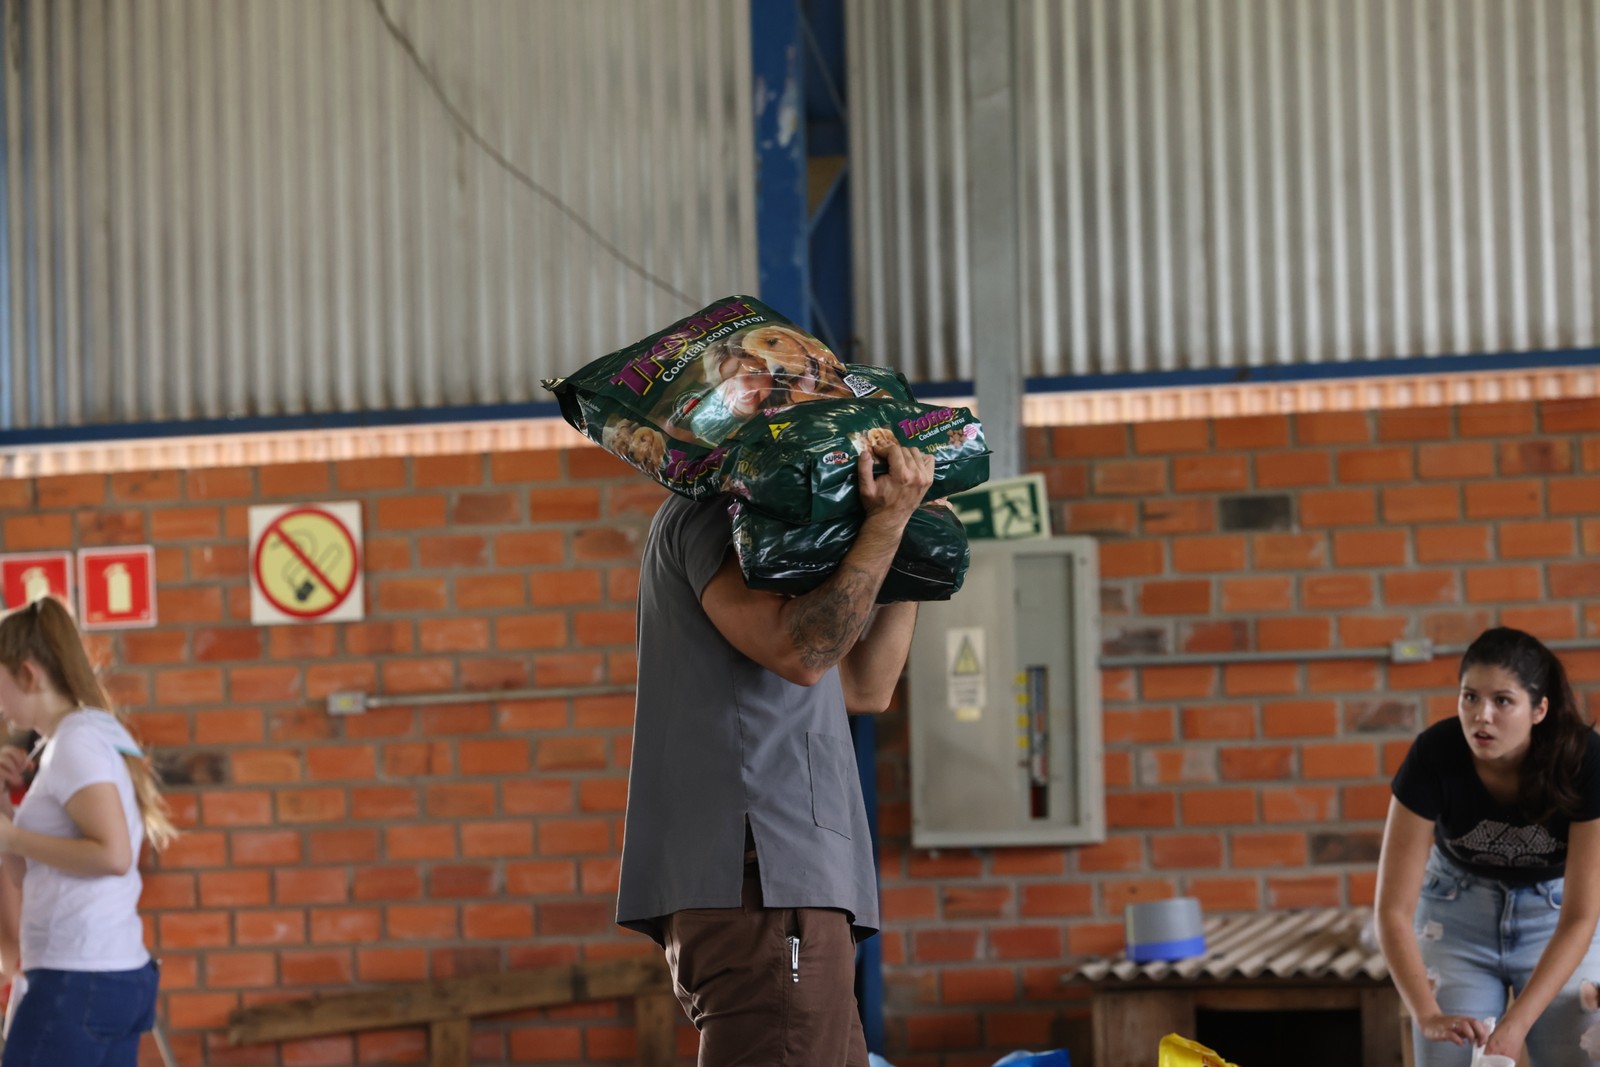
[0,0,756,430]
[850,0,1600,381]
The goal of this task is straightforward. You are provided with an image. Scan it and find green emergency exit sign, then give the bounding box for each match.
[948,473,1050,540]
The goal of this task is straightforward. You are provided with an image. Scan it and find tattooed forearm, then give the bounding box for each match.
[787,564,879,672]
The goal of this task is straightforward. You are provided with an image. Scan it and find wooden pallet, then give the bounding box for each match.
[228,956,676,1067]
[1090,979,1404,1067]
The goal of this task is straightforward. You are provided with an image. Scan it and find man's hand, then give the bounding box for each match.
[857,440,934,527]
[702,438,934,686]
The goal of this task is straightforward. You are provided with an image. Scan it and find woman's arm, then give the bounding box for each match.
[1373,798,1492,1049]
[0,859,20,978]
[1483,817,1600,1057]
[0,782,133,879]
[0,787,22,978]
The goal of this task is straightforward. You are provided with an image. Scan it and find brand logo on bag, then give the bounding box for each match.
[898,408,960,439]
[664,445,731,482]
[609,298,760,396]
[822,451,852,465]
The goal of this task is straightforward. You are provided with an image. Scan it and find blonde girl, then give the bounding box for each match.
[0,596,174,1066]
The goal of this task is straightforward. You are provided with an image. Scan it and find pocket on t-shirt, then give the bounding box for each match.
[806,732,854,840]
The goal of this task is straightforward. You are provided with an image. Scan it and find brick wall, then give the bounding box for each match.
[873,398,1600,1066]
[2,449,689,1066]
[5,395,1597,1066]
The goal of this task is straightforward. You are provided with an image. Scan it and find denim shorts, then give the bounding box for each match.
[1413,848,1600,1067]
[1,960,158,1067]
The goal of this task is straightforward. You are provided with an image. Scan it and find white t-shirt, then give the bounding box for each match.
[14,709,149,971]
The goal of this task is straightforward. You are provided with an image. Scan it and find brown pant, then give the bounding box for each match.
[662,869,869,1067]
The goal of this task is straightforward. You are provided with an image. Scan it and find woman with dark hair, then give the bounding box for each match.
[1375,627,1600,1065]
[0,596,175,1066]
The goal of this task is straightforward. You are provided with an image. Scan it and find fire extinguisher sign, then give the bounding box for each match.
[77,546,157,630]
[0,552,73,611]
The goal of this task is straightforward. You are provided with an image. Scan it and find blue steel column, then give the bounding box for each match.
[850,698,886,1053]
[751,0,882,1053]
[751,0,809,329]
[801,0,852,357]
[806,0,881,1049]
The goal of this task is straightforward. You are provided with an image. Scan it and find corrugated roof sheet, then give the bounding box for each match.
[850,0,1600,381]
[1,0,756,430]
[1073,908,1390,984]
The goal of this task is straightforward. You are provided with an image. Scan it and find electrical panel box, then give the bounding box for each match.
[906,537,1103,848]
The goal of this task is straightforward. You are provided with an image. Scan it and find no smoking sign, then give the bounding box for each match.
[248,502,365,625]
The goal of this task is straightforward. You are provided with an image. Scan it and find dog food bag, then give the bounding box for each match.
[731,499,970,603]
[542,295,989,521]
[723,398,987,525]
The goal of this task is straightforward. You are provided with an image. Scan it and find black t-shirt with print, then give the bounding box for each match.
[1391,717,1600,885]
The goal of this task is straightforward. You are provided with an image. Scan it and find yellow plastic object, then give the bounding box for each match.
[1158,1034,1241,1067]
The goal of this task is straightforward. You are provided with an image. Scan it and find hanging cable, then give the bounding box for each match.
[369,0,700,310]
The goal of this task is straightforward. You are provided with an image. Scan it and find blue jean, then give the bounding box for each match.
[1,961,158,1067]
[1414,848,1600,1067]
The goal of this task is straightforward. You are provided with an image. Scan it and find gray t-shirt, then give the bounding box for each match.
[615,494,879,944]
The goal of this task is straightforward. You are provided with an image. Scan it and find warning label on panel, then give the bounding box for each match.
[947,627,986,722]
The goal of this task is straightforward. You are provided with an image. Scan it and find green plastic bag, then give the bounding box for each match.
[542,295,989,522]
[720,396,988,525]
[731,500,970,603]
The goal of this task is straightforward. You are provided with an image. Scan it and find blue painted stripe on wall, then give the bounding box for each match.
[911,347,1600,401]
[5,348,1598,451]
[0,400,566,449]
